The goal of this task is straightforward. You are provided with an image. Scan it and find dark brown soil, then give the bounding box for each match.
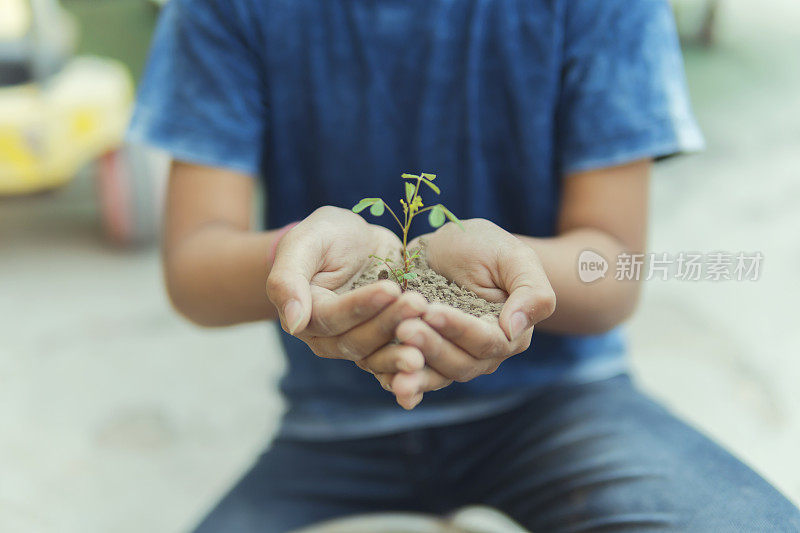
[350,244,502,319]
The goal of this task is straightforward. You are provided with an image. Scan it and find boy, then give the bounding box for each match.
[129,0,800,530]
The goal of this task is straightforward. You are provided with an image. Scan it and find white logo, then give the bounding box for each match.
[578,250,608,283]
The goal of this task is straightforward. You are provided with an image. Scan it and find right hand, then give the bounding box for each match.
[266,206,429,384]
[377,219,556,409]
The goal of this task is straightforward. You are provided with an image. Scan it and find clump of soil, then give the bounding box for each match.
[350,244,502,319]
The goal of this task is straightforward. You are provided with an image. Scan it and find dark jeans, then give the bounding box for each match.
[193,376,800,532]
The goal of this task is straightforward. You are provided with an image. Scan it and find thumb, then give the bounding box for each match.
[497,245,556,342]
[266,230,319,335]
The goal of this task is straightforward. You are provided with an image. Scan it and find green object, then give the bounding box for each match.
[369,201,384,216]
[62,0,159,82]
[428,205,445,228]
[353,172,463,290]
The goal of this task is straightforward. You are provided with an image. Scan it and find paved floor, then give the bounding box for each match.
[628,0,800,505]
[2,2,799,531]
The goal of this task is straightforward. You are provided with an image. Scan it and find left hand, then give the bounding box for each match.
[383,219,557,408]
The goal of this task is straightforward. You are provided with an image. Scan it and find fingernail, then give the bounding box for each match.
[510,311,527,341]
[406,294,427,314]
[284,299,303,334]
[398,358,422,373]
[372,289,395,308]
[426,312,446,329]
[400,349,424,372]
[402,333,423,347]
[409,393,423,410]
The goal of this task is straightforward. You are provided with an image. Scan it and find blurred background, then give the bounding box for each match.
[1,0,798,531]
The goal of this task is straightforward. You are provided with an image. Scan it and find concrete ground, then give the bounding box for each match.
[2,1,799,531]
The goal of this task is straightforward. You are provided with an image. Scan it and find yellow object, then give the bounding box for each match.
[0,0,31,40]
[0,56,134,195]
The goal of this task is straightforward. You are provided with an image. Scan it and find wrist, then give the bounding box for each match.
[268,221,300,267]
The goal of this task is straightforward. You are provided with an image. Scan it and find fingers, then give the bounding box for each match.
[498,283,556,342]
[392,368,452,395]
[332,291,428,357]
[304,281,401,338]
[358,344,425,374]
[495,245,556,341]
[304,291,427,360]
[396,317,499,382]
[373,373,395,393]
[266,227,320,335]
[422,303,531,359]
[375,368,453,410]
[393,369,453,409]
[266,266,314,336]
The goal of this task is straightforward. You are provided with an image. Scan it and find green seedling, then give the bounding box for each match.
[352,172,463,290]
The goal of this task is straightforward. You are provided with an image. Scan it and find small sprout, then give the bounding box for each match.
[368,254,407,284]
[354,172,464,290]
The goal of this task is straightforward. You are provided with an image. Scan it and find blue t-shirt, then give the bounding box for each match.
[129,0,703,440]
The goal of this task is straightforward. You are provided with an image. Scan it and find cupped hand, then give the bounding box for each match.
[266,206,427,376]
[386,219,557,407]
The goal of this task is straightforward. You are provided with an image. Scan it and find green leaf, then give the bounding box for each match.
[405,182,414,203]
[352,198,379,213]
[401,173,419,180]
[352,198,383,214]
[441,206,464,230]
[421,173,437,181]
[403,272,418,280]
[420,178,440,195]
[352,201,369,213]
[370,201,385,216]
[428,205,446,227]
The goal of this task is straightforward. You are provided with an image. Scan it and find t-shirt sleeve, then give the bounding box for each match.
[557,0,704,176]
[127,0,266,176]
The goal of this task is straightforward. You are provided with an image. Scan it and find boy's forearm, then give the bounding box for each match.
[163,224,280,327]
[519,228,642,334]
